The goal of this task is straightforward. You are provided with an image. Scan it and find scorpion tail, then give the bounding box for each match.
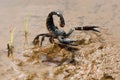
[46,11,65,29]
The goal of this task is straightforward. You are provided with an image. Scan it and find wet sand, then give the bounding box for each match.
[0,0,120,80]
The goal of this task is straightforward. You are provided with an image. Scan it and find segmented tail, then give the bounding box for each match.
[46,11,65,33]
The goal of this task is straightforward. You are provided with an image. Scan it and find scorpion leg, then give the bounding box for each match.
[33,33,53,46]
[75,26,100,32]
[49,37,55,43]
[33,35,40,46]
[40,36,45,46]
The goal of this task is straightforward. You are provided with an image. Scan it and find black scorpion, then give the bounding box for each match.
[33,11,99,46]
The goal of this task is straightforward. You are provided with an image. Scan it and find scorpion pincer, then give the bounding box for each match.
[33,11,100,46]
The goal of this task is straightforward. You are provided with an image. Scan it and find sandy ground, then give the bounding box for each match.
[0,0,120,80]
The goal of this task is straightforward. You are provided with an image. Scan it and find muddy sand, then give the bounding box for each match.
[0,0,120,80]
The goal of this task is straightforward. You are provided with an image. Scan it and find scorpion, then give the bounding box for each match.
[33,11,99,46]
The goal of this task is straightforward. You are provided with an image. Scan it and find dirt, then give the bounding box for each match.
[0,0,120,80]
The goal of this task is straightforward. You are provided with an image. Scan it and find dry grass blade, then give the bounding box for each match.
[7,27,15,59]
[23,12,31,48]
[24,12,30,35]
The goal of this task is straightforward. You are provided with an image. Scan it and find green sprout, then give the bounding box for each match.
[24,12,31,35]
[9,27,15,46]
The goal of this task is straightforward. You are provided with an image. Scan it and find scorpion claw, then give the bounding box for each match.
[75,26,100,32]
[83,26,100,32]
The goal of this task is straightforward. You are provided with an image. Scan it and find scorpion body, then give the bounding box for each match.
[33,11,99,46]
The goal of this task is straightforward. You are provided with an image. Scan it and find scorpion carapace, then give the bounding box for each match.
[33,11,100,46]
